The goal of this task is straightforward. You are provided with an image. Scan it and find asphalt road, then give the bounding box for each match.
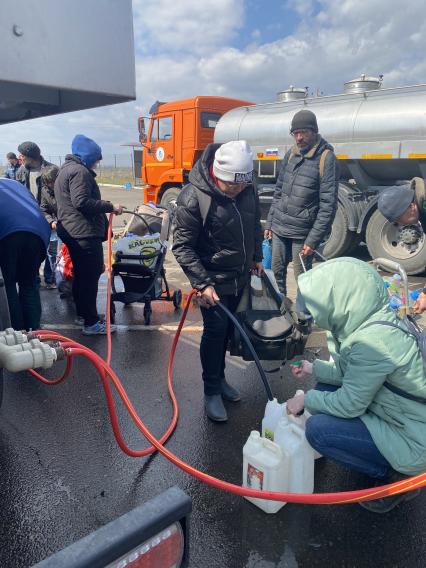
[0,187,425,568]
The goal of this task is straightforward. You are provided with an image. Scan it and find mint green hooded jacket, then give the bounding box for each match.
[299,257,426,475]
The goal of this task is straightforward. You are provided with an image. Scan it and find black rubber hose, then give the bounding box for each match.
[216,301,274,401]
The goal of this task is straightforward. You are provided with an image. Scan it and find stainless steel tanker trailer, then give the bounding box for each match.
[214,75,426,274]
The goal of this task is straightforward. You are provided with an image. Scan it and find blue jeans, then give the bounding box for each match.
[305,383,392,479]
[200,293,241,395]
[43,236,59,284]
[271,233,312,312]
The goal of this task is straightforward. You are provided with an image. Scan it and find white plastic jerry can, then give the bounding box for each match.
[261,398,285,442]
[288,389,322,460]
[274,415,315,494]
[242,431,289,514]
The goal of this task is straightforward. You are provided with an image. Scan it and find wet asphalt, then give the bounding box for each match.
[1,189,425,568]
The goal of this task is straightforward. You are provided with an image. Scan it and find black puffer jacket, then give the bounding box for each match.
[54,155,113,240]
[172,144,263,295]
[266,136,338,249]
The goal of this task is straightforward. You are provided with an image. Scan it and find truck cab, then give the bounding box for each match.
[139,96,253,207]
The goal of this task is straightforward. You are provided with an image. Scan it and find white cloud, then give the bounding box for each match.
[132,0,244,55]
[1,0,426,162]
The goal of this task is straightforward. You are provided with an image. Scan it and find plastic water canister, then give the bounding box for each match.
[262,239,272,269]
[243,431,289,514]
[262,398,285,441]
[274,416,315,494]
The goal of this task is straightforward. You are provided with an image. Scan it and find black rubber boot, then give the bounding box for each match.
[359,471,421,514]
[220,379,241,402]
[204,394,228,422]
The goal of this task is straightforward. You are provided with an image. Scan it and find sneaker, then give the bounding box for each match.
[359,470,422,513]
[82,320,117,335]
[45,282,57,289]
[75,314,105,326]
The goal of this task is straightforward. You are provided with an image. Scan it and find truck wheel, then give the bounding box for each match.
[322,204,354,258]
[366,209,426,275]
[160,187,181,208]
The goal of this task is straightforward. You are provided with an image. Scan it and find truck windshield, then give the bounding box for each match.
[201,112,222,129]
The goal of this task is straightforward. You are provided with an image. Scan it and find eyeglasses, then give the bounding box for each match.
[291,129,312,137]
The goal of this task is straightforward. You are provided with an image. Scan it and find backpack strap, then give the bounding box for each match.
[319,148,331,179]
[362,319,417,339]
[362,320,426,404]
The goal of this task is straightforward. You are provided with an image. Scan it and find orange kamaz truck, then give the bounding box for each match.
[139,96,253,207]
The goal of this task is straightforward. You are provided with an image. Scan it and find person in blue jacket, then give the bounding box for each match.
[0,179,50,330]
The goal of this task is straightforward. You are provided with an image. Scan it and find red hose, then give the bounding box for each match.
[28,213,426,504]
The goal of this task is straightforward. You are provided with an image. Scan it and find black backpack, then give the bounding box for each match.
[228,271,310,362]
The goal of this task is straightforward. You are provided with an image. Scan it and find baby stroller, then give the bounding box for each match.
[110,204,182,325]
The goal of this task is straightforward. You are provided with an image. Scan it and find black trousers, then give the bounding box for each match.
[200,292,242,395]
[60,235,104,326]
[0,232,45,330]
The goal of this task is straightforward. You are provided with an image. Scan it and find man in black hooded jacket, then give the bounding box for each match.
[173,141,263,422]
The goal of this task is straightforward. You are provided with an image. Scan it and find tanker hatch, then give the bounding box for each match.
[344,74,383,94]
[276,85,308,102]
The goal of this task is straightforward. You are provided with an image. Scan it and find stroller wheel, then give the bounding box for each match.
[172,289,182,310]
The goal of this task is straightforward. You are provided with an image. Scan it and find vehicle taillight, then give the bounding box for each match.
[106,522,184,568]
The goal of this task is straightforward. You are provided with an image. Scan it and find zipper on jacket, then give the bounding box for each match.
[232,202,246,296]
[232,202,246,273]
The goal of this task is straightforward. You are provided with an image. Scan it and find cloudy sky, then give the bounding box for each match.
[1,0,425,164]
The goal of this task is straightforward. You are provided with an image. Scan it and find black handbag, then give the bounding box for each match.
[229,272,309,362]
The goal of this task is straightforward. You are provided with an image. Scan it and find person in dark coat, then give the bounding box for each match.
[377,178,426,314]
[0,179,50,330]
[264,110,338,307]
[3,152,20,180]
[16,142,55,287]
[40,165,60,289]
[16,141,53,204]
[54,135,123,335]
[173,141,263,421]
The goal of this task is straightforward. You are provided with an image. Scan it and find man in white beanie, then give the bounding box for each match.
[173,141,263,422]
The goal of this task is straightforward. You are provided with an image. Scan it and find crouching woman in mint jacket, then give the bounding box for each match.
[287,257,426,513]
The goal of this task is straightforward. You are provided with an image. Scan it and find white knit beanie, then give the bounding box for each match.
[213,140,254,183]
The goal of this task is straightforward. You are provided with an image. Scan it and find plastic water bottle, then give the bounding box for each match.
[262,398,285,442]
[410,288,422,306]
[262,239,272,270]
[242,431,289,514]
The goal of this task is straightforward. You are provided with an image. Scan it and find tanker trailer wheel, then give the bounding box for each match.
[160,187,181,209]
[366,209,426,275]
[322,204,355,258]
